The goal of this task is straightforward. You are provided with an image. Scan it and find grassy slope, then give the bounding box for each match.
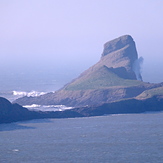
[65,65,142,90]
[136,86,163,99]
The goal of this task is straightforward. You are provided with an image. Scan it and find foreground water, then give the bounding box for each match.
[0,113,163,163]
[0,70,163,162]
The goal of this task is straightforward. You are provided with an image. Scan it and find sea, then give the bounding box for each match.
[0,70,163,163]
[0,70,75,112]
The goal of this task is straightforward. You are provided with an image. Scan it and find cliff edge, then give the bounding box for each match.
[14,35,162,107]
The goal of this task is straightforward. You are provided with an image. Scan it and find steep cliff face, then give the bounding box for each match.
[101,35,139,79]
[14,35,159,107]
[74,35,140,81]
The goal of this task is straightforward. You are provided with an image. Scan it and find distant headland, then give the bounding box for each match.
[1,35,163,123]
[14,35,163,107]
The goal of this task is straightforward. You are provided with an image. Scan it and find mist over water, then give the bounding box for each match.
[133,57,144,81]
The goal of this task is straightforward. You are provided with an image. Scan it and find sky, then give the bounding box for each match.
[0,0,163,83]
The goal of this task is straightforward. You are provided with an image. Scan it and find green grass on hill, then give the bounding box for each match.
[65,66,142,90]
[136,86,163,99]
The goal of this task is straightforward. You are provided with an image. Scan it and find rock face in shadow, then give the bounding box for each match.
[2,35,163,123]
[0,97,37,123]
[0,97,83,124]
[72,95,163,117]
[14,35,162,107]
[101,35,139,79]
[1,95,163,124]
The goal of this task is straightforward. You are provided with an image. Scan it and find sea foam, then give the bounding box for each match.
[13,91,73,112]
[12,91,46,97]
[23,104,73,112]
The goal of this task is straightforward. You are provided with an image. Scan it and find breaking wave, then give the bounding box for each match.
[23,104,73,112]
[12,91,46,97]
[12,91,72,112]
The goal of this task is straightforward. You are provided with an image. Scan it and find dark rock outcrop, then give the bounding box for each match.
[0,97,83,124]
[1,95,163,124]
[73,95,163,117]
[0,97,38,123]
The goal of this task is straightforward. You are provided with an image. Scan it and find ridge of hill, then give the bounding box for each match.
[14,35,163,107]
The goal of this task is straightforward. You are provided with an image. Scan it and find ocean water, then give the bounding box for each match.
[0,70,74,111]
[0,70,163,162]
[0,113,163,163]
[0,70,66,101]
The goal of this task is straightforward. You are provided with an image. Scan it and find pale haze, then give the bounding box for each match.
[0,0,163,83]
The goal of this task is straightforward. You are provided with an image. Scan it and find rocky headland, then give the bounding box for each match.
[1,35,163,123]
[0,97,83,124]
[14,35,163,107]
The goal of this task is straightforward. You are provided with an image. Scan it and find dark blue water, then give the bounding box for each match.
[0,69,163,162]
[0,113,163,163]
[0,70,75,102]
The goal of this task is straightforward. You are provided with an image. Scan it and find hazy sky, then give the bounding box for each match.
[0,0,163,83]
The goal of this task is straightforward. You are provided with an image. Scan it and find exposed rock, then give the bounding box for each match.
[102,35,135,57]
[76,35,139,81]
[14,35,161,107]
[73,95,163,117]
[0,97,37,123]
[3,35,163,123]
[101,35,138,77]
[2,94,163,124]
[13,82,163,107]
[0,97,83,124]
